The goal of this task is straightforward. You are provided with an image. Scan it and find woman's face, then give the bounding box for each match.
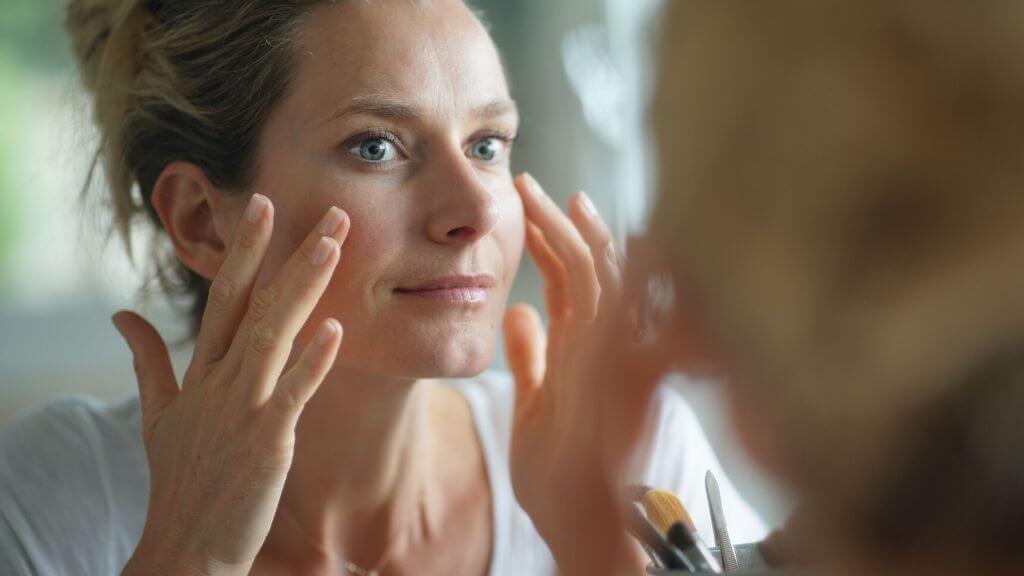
[244,0,523,380]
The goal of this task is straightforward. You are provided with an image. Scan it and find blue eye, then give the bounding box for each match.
[350,137,398,163]
[470,137,504,162]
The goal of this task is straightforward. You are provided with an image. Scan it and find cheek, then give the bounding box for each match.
[492,188,526,279]
[260,165,408,268]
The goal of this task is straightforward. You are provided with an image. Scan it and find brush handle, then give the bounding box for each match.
[624,504,695,571]
[667,522,722,573]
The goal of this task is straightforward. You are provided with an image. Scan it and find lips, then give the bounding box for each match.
[394,274,495,304]
[397,274,495,291]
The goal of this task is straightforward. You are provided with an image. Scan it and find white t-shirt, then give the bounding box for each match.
[0,372,766,575]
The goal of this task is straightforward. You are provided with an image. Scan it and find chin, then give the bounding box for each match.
[419,329,497,378]
[343,319,499,380]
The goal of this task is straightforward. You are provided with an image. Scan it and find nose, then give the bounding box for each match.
[425,153,501,245]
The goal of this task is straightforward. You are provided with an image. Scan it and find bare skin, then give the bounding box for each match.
[113,1,646,575]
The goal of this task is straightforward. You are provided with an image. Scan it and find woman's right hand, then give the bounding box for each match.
[113,194,350,576]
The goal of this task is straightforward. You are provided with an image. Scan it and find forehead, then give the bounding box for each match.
[289,0,510,124]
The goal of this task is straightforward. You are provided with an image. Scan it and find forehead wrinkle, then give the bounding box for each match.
[304,0,510,128]
[320,92,518,129]
[320,94,419,126]
[476,100,518,121]
[423,12,452,123]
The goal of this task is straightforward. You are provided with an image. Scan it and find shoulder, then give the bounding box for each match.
[0,395,149,574]
[2,393,142,446]
[0,395,146,488]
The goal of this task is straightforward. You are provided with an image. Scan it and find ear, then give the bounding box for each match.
[150,162,235,281]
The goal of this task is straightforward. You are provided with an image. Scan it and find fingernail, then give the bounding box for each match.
[310,236,335,266]
[580,192,598,218]
[318,206,344,236]
[246,194,267,223]
[315,319,339,346]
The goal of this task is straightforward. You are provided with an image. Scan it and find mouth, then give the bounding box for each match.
[393,274,495,305]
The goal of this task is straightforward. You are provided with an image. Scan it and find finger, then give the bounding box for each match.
[503,304,547,422]
[237,220,347,406]
[222,206,350,375]
[624,235,653,343]
[516,173,600,320]
[241,235,341,406]
[263,318,342,435]
[190,193,273,371]
[525,222,570,320]
[525,224,571,360]
[112,311,179,445]
[567,191,623,312]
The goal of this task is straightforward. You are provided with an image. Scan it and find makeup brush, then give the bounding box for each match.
[623,502,694,572]
[642,489,722,572]
[642,489,697,536]
[667,521,722,573]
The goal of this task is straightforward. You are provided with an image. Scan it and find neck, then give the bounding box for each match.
[266,367,446,566]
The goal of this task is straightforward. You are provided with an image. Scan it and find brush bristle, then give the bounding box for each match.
[642,489,696,535]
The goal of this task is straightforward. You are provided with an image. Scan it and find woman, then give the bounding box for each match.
[561,0,1024,574]
[0,0,764,575]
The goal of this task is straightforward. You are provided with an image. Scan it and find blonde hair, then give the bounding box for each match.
[653,0,1024,561]
[65,0,325,335]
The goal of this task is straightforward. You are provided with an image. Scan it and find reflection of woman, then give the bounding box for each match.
[0,1,764,574]
[549,1,1024,574]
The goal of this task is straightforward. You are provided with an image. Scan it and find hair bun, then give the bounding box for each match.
[65,0,147,93]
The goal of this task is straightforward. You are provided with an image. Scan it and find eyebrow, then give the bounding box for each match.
[319,95,519,127]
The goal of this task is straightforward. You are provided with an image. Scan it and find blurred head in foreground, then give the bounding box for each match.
[652,0,1024,571]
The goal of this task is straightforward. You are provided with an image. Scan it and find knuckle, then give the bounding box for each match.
[248,283,281,323]
[207,275,240,311]
[237,227,259,251]
[244,438,293,474]
[249,322,280,356]
[296,238,318,264]
[271,382,303,412]
[197,334,230,363]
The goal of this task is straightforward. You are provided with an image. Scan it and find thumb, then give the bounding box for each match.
[112,311,179,443]
[503,304,546,420]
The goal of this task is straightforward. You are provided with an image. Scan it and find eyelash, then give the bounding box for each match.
[343,129,518,166]
[475,131,518,150]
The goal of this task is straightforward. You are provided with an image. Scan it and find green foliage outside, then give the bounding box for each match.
[1,0,73,72]
[0,54,22,286]
[0,0,74,287]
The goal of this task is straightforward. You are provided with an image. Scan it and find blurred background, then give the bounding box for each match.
[0,0,790,526]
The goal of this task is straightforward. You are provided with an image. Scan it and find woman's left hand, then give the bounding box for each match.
[504,173,677,575]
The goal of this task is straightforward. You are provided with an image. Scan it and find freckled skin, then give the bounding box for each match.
[233,0,524,380]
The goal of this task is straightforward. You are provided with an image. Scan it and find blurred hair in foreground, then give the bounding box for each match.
[652,0,1024,570]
